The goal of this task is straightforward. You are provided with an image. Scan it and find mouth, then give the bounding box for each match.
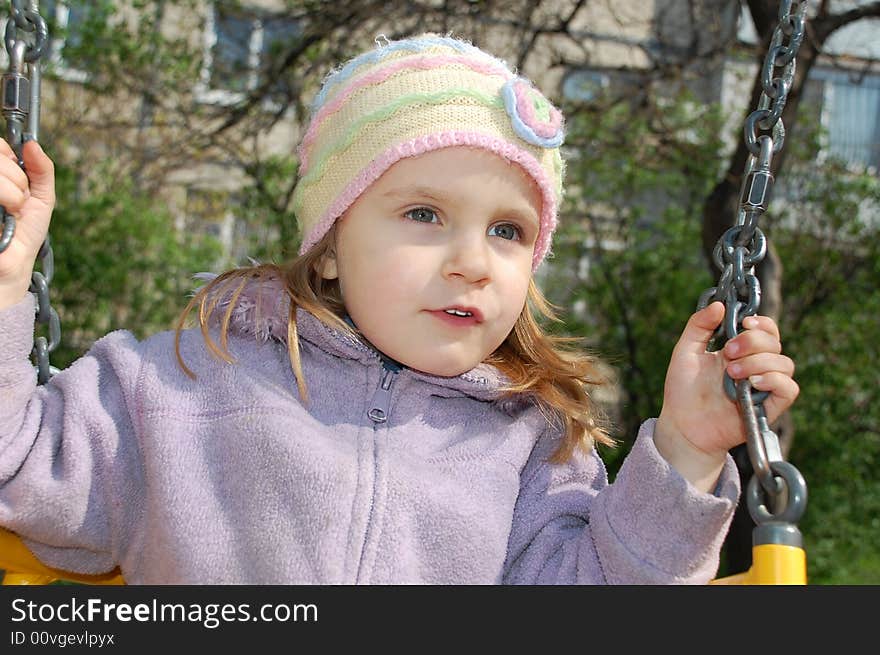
[427,306,484,326]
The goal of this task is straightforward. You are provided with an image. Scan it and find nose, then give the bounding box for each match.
[441,227,491,285]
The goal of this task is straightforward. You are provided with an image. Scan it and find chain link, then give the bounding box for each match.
[696,0,808,524]
[0,1,58,383]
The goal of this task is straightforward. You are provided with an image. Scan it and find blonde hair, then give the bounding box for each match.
[175,227,615,462]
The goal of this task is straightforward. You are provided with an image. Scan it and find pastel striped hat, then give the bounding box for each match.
[293,33,566,271]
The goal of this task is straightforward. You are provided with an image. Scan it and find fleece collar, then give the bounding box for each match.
[195,272,513,401]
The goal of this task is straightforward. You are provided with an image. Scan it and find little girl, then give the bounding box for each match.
[0,34,797,584]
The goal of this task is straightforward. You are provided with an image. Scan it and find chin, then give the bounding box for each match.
[407,358,475,378]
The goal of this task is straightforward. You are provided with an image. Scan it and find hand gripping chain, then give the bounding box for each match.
[696,1,808,543]
[698,0,807,547]
[0,0,58,383]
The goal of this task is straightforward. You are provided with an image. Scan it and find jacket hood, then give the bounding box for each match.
[193,271,519,402]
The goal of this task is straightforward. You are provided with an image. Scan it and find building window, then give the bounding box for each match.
[812,69,880,170]
[200,2,300,105]
[739,4,879,171]
[562,70,612,102]
[40,0,98,79]
[561,68,651,104]
[183,187,236,260]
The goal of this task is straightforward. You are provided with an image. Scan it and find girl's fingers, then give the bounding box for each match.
[0,172,28,213]
[21,140,54,207]
[724,323,782,358]
[749,371,800,420]
[0,151,30,194]
[726,353,795,380]
[676,302,725,357]
[0,139,32,215]
[742,314,780,339]
[0,137,16,160]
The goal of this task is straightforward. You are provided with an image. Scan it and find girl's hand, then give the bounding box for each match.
[654,301,799,492]
[0,138,56,310]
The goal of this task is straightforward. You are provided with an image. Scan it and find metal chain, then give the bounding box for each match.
[0,0,58,383]
[696,0,808,524]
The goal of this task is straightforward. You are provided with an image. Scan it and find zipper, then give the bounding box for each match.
[367,359,401,425]
[354,358,401,583]
[340,312,403,427]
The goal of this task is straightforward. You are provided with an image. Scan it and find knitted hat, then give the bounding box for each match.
[292,33,566,271]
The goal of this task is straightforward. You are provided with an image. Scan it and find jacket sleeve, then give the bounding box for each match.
[503,418,740,584]
[0,294,147,575]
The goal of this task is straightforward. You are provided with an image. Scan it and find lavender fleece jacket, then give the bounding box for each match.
[0,283,739,584]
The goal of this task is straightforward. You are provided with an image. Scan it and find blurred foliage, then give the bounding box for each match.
[45,156,222,369]
[235,154,301,264]
[545,89,726,470]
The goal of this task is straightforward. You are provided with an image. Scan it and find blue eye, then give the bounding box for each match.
[488,223,521,241]
[405,207,439,223]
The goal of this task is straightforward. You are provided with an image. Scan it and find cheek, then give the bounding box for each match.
[499,257,532,307]
[501,291,528,331]
[376,249,423,298]
[493,273,530,337]
[339,245,426,310]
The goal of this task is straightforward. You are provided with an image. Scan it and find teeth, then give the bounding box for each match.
[444,309,473,317]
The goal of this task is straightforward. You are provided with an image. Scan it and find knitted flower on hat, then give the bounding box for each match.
[293,33,566,270]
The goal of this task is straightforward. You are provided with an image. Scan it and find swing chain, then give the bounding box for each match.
[697,0,808,526]
[1,1,57,384]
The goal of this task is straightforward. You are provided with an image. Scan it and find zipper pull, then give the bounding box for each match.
[368,364,398,424]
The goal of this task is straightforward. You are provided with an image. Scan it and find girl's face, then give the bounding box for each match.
[319,147,541,377]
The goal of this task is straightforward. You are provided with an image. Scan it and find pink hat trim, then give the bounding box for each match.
[298,131,557,271]
[297,53,513,175]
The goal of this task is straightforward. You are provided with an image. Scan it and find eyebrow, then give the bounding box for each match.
[382,186,451,203]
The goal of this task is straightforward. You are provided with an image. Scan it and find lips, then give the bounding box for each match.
[426,306,484,327]
[439,306,484,322]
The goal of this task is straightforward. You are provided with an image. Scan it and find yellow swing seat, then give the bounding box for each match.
[1,525,806,586]
[0,526,125,585]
